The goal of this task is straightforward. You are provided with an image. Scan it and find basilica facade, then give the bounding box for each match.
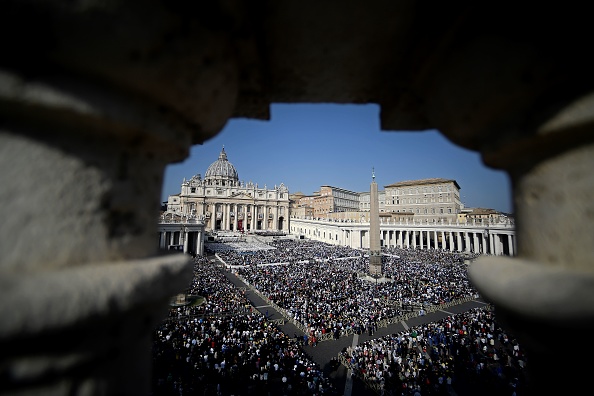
[166,147,290,233]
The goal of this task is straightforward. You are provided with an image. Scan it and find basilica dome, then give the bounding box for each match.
[204,147,239,181]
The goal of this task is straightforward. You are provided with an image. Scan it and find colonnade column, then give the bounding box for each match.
[507,234,514,256]
[483,232,489,254]
[160,232,167,249]
[197,231,204,255]
[463,232,470,253]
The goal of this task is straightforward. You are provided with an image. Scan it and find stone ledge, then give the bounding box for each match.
[468,255,594,321]
[0,253,192,338]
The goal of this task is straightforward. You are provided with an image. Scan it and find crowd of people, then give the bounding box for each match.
[152,255,339,395]
[151,238,526,395]
[341,306,527,396]
[225,240,480,339]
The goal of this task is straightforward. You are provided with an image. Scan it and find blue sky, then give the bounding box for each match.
[162,103,513,214]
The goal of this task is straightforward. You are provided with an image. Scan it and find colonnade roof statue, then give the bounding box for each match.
[1,2,593,395]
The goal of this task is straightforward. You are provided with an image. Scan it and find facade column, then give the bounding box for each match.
[199,231,204,255]
[457,231,462,252]
[225,203,230,230]
[433,230,438,250]
[419,230,424,249]
[160,232,167,249]
[229,203,233,230]
[254,205,259,230]
[508,234,514,256]
[183,228,189,254]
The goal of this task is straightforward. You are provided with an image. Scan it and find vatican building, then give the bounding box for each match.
[165,146,290,234]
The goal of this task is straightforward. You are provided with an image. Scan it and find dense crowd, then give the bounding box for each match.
[152,238,525,395]
[152,256,338,395]
[341,307,527,396]
[225,240,480,338]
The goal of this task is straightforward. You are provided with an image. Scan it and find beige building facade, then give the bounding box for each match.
[293,178,467,224]
[384,178,462,223]
[311,185,360,218]
[359,190,386,212]
[165,147,290,233]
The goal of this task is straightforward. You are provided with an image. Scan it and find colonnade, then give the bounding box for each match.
[157,222,205,256]
[290,218,516,256]
[381,228,515,256]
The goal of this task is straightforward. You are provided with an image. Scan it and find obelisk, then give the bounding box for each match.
[369,168,382,276]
